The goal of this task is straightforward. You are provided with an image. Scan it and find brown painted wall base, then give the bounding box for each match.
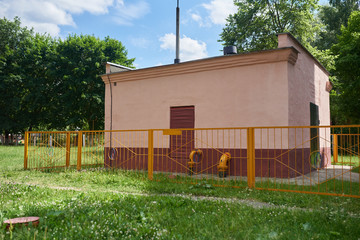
[104,147,331,178]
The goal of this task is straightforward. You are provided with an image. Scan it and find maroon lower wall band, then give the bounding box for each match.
[104,147,331,178]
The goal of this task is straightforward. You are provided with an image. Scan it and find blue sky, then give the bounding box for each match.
[0,0,329,69]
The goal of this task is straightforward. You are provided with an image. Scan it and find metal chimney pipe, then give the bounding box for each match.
[174,0,180,64]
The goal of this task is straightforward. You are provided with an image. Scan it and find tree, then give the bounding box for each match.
[20,34,58,131]
[0,17,59,137]
[50,34,135,130]
[312,1,360,125]
[316,0,359,50]
[0,17,135,136]
[332,11,360,123]
[0,17,34,139]
[220,0,320,52]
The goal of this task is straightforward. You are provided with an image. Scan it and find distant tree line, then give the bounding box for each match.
[0,17,134,142]
[221,0,360,125]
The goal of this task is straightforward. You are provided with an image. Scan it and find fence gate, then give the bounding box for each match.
[26,132,79,169]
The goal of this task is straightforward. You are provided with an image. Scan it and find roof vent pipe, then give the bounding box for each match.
[223,46,237,55]
[174,0,180,64]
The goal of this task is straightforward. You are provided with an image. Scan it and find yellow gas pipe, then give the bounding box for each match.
[217,152,231,178]
[188,149,203,175]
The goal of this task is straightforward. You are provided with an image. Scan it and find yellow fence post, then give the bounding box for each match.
[24,132,29,170]
[66,132,71,168]
[148,130,154,180]
[77,132,82,171]
[333,134,338,163]
[247,128,255,188]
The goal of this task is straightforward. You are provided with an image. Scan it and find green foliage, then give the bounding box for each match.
[314,1,359,125]
[48,34,134,130]
[220,0,321,52]
[0,17,134,134]
[0,17,34,134]
[20,34,58,131]
[316,1,359,50]
[332,11,360,123]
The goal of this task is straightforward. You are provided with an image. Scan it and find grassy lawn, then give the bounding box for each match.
[1,146,360,239]
[332,155,360,166]
[332,155,360,173]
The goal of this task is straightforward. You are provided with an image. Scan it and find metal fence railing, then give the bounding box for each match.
[24,125,360,198]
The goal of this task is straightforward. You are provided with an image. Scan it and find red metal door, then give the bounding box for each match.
[170,106,194,160]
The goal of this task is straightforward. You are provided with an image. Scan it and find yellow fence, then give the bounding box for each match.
[24,125,360,198]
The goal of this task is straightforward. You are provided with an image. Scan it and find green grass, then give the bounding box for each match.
[332,155,360,167]
[0,146,24,171]
[1,146,360,239]
[1,183,359,240]
[332,155,360,173]
[352,166,360,173]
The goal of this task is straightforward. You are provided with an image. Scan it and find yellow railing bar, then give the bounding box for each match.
[317,168,355,185]
[148,130,154,180]
[77,132,82,171]
[110,137,137,155]
[247,128,255,188]
[24,132,29,170]
[66,132,71,168]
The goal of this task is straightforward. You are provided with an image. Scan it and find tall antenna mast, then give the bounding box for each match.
[174,0,180,64]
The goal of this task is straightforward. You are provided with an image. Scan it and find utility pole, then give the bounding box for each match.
[174,0,180,64]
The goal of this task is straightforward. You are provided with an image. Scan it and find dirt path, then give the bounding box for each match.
[9,182,309,211]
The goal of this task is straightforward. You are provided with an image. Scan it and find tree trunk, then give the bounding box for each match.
[4,131,10,145]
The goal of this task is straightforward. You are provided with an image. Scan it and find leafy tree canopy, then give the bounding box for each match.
[316,0,359,50]
[331,11,360,123]
[49,34,135,130]
[220,0,320,52]
[0,17,34,134]
[0,17,135,135]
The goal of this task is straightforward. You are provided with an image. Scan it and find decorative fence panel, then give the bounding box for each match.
[24,125,360,198]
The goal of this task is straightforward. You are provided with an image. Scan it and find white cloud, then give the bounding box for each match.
[0,0,149,36]
[159,33,207,62]
[189,12,208,27]
[56,0,113,15]
[191,13,202,22]
[113,0,150,26]
[0,0,77,35]
[202,0,237,25]
[130,37,151,48]
[26,22,62,36]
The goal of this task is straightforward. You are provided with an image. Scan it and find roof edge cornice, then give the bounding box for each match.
[102,47,298,84]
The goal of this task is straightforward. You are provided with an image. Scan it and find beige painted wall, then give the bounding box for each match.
[104,60,289,132]
[278,33,330,127]
[278,34,330,149]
